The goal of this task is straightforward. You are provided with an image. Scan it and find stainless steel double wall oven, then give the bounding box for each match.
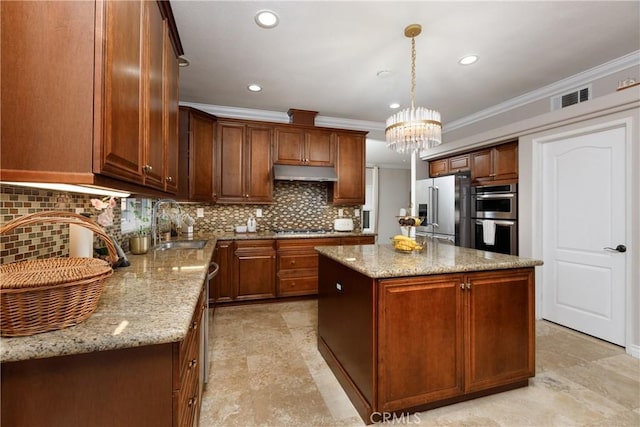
[470,183,518,255]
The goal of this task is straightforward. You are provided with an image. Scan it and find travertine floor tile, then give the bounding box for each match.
[201,303,639,427]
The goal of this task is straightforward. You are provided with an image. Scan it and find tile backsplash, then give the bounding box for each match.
[1,181,361,264]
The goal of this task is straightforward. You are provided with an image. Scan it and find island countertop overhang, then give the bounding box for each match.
[315,242,543,279]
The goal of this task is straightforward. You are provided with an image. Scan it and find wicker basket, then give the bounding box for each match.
[0,211,118,337]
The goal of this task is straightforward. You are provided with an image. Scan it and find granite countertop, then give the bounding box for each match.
[315,241,543,279]
[210,230,376,241]
[0,239,216,363]
[1,231,376,363]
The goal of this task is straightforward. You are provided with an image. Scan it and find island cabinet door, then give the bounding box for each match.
[377,274,465,412]
[463,268,535,393]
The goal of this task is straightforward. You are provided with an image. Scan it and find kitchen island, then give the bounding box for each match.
[1,239,215,427]
[316,242,543,424]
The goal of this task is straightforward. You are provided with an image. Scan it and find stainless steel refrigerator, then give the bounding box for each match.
[415,174,472,247]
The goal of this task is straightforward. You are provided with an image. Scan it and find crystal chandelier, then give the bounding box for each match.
[386,24,442,153]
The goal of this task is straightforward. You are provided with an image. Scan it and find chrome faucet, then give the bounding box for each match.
[151,199,183,247]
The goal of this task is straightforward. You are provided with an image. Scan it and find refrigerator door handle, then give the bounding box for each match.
[475,219,516,226]
[433,186,439,227]
[428,186,437,227]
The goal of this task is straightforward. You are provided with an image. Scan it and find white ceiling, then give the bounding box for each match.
[171,1,640,168]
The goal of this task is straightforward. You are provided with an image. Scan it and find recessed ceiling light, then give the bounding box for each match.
[389,103,400,109]
[247,84,262,92]
[255,10,279,28]
[459,55,479,65]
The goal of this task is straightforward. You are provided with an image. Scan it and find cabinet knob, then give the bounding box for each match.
[188,358,197,369]
[165,176,173,183]
[188,397,196,407]
[143,164,153,174]
[460,283,465,290]
[191,321,197,329]
[466,283,472,290]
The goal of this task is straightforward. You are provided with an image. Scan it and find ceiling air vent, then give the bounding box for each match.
[551,86,591,111]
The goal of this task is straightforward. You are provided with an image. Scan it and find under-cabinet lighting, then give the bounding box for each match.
[1,182,131,198]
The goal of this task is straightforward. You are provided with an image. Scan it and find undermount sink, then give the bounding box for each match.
[155,239,208,250]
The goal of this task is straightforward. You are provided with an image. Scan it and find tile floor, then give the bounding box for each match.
[200,300,640,426]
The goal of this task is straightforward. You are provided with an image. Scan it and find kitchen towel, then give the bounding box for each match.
[482,220,496,245]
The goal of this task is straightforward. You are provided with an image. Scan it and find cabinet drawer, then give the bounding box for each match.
[278,253,318,270]
[179,289,204,380]
[178,375,199,427]
[278,276,318,296]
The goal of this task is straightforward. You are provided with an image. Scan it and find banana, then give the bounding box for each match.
[392,234,413,241]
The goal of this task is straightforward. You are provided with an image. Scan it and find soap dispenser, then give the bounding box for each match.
[247,217,257,233]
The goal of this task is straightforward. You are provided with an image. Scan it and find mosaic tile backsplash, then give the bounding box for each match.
[1,182,361,264]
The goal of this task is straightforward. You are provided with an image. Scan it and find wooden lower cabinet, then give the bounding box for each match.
[276,238,337,297]
[1,286,206,427]
[213,236,377,303]
[318,255,535,424]
[234,240,276,301]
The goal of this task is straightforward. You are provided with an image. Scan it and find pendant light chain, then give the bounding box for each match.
[410,35,416,110]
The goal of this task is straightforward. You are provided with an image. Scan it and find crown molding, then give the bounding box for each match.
[181,51,639,140]
[179,102,385,135]
[443,50,640,133]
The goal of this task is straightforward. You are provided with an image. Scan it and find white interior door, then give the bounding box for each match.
[542,125,627,346]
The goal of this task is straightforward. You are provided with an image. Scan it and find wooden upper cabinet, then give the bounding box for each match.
[1,1,96,182]
[305,130,335,166]
[471,141,518,184]
[163,20,180,194]
[0,0,183,194]
[100,0,145,184]
[429,158,449,177]
[246,125,274,203]
[329,132,367,205]
[216,120,273,203]
[448,153,470,174]
[273,127,305,165]
[179,108,216,202]
[141,0,166,190]
[429,154,470,177]
[273,127,334,166]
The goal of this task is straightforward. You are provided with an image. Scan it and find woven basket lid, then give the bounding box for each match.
[0,257,112,289]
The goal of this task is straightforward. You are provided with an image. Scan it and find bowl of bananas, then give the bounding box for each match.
[391,235,424,253]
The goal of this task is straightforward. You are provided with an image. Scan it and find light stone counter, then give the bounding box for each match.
[315,241,543,279]
[0,239,216,363]
[208,230,377,241]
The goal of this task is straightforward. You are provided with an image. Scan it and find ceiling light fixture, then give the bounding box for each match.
[247,84,262,92]
[255,10,279,28]
[459,55,479,65]
[389,103,400,109]
[385,24,442,154]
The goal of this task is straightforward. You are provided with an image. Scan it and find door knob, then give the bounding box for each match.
[604,245,627,253]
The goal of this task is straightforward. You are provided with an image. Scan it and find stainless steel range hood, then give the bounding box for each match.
[273,164,338,182]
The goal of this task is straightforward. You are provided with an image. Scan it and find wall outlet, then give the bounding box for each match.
[256,208,262,218]
[196,208,204,218]
[354,208,360,217]
[338,208,344,217]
